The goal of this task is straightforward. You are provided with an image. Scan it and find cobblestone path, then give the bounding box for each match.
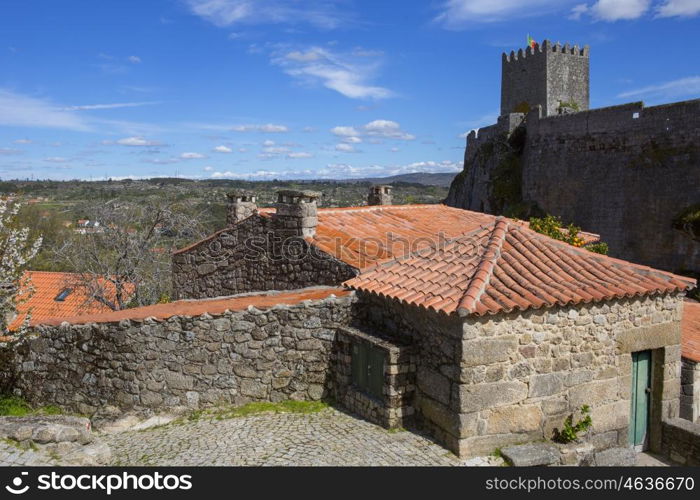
[103,408,469,466]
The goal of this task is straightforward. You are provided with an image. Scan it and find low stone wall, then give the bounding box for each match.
[680,357,700,422]
[661,418,700,466]
[0,292,354,416]
[331,326,415,428]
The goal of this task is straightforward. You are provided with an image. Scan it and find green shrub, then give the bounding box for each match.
[554,405,592,443]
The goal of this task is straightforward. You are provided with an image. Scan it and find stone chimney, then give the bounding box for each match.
[226,190,257,225]
[368,185,393,206]
[273,190,320,238]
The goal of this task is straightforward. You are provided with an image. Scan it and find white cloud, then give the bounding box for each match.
[127,55,142,64]
[185,0,347,29]
[213,145,233,153]
[262,139,276,146]
[363,120,415,140]
[13,139,32,144]
[61,101,158,111]
[271,45,393,100]
[116,136,162,147]
[656,0,700,17]
[232,123,289,132]
[331,126,360,137]
[331,120,415,143]
[435,0,560,26]
[569,3,589,19]
[203,166,214,171]
[0,89,91,131]
[335,143,357,153]
[43,156,69,163]
[263,146,290,154]
[0,148,21,155]
[617,76,700,100]
[287,152,313,159]
[588,0,650,20]
[180,152,207,159]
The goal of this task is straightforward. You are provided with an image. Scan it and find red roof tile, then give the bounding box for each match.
[682,300,700,363]
[8,271,128,331]
[175,204,599,271]
[345,218,695,317]
[33,287,349,327]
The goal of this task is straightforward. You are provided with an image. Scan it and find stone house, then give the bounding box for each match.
[2,188,697,461]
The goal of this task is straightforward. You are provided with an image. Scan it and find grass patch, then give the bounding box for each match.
[387,427,406,434]
[180,400,330,424]
[0,395,63,417]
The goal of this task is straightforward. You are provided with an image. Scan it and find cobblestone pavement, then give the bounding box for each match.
[0,443,56,466]
[103,408,473,466]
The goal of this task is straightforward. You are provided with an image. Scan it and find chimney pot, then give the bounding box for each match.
[226,190,257,225]
[368,185,393,206]
[273,189,321,237]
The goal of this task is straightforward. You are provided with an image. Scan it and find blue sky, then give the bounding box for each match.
[1,0,699,181]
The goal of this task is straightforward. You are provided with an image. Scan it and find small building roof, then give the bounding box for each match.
[176,204,599,271]
[32,287,349,327]
[345,218,695,317]
[682,300,700,362]
[8,271,129,330]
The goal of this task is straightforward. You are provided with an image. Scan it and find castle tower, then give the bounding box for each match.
[500,40,590,117]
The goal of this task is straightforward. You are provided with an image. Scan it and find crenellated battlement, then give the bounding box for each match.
[502,40,589,63]
[501,38,590,117]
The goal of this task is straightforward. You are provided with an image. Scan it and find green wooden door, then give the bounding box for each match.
[629,351,651,448]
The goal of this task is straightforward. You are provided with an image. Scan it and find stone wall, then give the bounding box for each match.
[661,418,700,466]
[351,293,468,450]
[172,214,357,300]
[331,326,415,428]
[0,292,355,416]
[446,99,700,275]
[455,294,683,457]
[681,357,700,422]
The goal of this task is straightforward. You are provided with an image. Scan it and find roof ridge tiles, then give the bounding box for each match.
[456,217,510,315]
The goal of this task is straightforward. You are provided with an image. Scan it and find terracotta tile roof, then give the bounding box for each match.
[8,271,127,331]
[33,287,350,327]
[175,204,599,270]
[345,218,695,317]
[682,300,700,363]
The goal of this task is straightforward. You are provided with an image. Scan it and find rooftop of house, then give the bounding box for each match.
[176,203,600,270]
[682,299,700,363]
[32,286,349,327]
[345,218,695,317]
[8,271,128,330]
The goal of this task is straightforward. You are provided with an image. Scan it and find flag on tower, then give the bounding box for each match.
[527,34,536,49]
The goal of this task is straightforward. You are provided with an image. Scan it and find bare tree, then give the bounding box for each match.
[54,199,205,311]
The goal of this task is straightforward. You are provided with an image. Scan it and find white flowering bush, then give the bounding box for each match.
[0,199,42,334]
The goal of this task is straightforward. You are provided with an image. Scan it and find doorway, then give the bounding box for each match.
[629,350,652,450]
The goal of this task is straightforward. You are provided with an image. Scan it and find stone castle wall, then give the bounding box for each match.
[447,99,700,275]
[0,292,355,416]
[172,214,357,300]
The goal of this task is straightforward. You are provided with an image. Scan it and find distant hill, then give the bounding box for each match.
[343,172,457,187]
